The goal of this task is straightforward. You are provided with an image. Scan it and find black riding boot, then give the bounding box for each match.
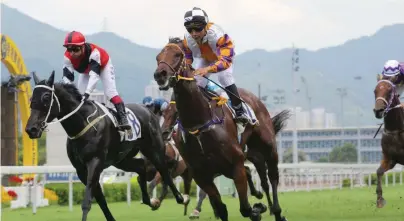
[225,84,249,124]
[114,102,131,130]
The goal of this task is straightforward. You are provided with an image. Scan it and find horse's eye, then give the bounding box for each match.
[175,52,182,58]
[41,93,51,105]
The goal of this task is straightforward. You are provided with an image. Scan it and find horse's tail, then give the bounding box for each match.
[271,109,291,135]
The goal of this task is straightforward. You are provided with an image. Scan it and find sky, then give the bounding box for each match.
[2,0,404,53]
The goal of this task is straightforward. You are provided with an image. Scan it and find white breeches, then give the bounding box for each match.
[77,59,119,99]
[193,58,235,88]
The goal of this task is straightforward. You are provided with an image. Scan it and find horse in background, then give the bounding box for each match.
[373,77,404,208]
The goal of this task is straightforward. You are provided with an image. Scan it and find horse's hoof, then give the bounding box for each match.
[254,192,264,200]
[183,194,190,205]
[189,210,200,220]
[150,198,161,211]
[376,198,386,208]
[250,208,262,221]
[176,194,185,204]
[280,217,288,221]
[253,203,267,214]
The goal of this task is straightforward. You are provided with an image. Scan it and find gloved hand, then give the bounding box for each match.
[82,93,90,101]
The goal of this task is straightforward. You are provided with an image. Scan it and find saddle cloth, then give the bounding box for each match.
[94,101,141,142]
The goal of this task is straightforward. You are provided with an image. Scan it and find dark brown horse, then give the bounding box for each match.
[153,37,288,221]
[373,77,404,208]
[161,100,289,220]
[162,103,265,219]
[146,110,264,218]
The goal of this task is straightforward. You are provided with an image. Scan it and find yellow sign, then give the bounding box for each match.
[1,34,38,167]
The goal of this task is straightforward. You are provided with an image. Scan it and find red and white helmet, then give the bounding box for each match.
[63,31,86,47]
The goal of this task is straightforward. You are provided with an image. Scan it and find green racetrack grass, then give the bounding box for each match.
[2,185,403,221]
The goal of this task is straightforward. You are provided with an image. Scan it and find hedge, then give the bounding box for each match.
[342,171,404,188]
[46,176,198,206]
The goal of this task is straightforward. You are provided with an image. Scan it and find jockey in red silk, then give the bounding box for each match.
[181,7,249,124]
[62,31,131,131]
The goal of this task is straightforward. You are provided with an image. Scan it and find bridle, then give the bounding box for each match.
[375,80,401,117]
[33,84,84,129]
[157,43,194,87]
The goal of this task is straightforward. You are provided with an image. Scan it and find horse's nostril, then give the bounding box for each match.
[26,126,38,135]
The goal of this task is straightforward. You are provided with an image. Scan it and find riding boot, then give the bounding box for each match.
[114,102,131,131]
[225,84,249,124]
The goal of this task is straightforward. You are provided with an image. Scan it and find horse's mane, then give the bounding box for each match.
[54,82,83,102]
[35,79,83,103]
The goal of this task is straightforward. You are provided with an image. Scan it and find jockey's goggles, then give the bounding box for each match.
[185,22,205,33]
[65,46,81,53]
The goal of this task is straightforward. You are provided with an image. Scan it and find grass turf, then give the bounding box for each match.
[2,185,404,221]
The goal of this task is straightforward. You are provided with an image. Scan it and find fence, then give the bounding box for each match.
[1,163,403,214]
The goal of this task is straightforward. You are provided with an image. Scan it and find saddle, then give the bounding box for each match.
[199,86,259,127]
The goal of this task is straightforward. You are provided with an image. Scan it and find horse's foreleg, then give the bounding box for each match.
[81,157,103,221]
[143,129,183,205]
[93,183,116,221]
[253,158,273,215]
[376,155,395,208]
[232,160,262,221]
[189,187,208,220]
[148,172,162,196]
[114,158,152,208]
[76,168,115,221]
[180,168,192,216]
[266,159,287,221]
[156,182,169,207]
[194,177,228,221]
[245,165,264,200]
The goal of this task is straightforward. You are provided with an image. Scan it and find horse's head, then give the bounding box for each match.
[154,37,192,91]
[25,71,60,139]
[161,101,178,140]
[373,77,400,119]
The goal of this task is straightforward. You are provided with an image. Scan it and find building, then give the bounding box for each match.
[277,126,382,163]
[278,107,338,129]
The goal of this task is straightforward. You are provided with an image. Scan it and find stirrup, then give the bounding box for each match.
[235,112,249,124]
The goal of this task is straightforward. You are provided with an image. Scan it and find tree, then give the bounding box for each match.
[282,147,307,163]
[316,156,329,163]
[18,133,47,165]
[329,143,357,163]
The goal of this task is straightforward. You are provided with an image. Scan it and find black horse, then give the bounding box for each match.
[25,71,184,221]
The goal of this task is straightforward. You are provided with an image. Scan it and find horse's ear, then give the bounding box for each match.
[32,71,40,85]
[46,70,55,86]
[376,73,383,81]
